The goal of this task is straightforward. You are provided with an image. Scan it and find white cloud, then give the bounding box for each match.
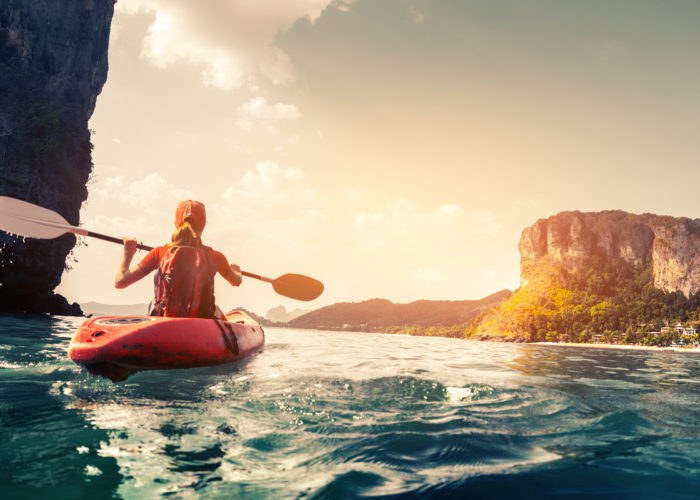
[235,97,302,131]
[408,5,424,24]
[211,205,328,257]
[117,0,356,89]
[409,267,441,284]
[85,214,152,241]
[240,97,302,120]
[344,188,364,202]
[467,210,502,237]
[354,198,467,249]
[222,160,310,206]
[92,173,195,211]
[209,161,327,259]
[352,199,503,253]
[435,204,464,222]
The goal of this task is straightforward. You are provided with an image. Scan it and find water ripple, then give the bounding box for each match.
[2,320,700,498]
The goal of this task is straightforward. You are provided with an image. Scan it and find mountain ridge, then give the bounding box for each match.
[286,290,512,333]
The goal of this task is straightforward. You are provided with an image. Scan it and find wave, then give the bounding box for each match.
[2,318,700,498]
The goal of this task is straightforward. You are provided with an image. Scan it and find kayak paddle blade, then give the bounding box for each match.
[272,273,324,301]
[0,196,74,239]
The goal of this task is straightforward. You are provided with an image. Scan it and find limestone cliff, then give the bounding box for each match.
[469,210,700,342]
[0,0,114,314]
[519,210,700,298]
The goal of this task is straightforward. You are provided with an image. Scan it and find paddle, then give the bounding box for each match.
[0,196,324,301]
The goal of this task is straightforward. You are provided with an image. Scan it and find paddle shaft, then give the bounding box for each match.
[78,228,270,282]
[239,270,273,283]
[74,228,154,252]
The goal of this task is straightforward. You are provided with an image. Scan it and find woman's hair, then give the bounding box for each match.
[170,221,201,247]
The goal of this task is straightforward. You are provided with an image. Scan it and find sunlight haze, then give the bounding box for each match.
[57,0,700,315]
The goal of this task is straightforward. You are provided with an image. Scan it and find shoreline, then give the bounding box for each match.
[532,341,700,353]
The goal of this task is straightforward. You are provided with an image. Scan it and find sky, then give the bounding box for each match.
[57,0,700,316]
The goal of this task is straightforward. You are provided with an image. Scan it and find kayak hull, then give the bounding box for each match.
[68,310,264,381]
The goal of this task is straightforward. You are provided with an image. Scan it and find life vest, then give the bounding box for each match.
[150,245,217,318]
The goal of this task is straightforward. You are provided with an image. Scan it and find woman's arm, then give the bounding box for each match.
[115,238,149,288]
[211,250,242,286]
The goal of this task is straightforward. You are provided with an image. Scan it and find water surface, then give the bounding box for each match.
[1,315,699,498]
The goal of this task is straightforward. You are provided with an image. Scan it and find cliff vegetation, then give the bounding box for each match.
[469,256,700,343]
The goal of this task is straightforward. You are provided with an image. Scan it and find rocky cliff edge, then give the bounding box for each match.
[519,210,700,298]
[0,0,115,315]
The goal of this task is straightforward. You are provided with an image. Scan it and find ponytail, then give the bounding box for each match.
[170,221,201,247]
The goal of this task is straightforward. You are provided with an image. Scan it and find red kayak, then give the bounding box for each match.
[68,310,264,381]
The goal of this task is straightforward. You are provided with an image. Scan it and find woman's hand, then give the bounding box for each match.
[123,237,138,259]
[229,263,243,286]
[115,237,147,289]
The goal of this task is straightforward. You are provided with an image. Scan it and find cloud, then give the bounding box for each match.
[344,188,364,203]
[352,199,503,253]
[222,160,310,206]
[409,267,442,284]
[92,173,195,211]
[117,0,355,89]
[407,5,424,24]
[235,97,302,131]
[467,210,502,237]
[209,161,328,259]
[354,198,467,249]
[84,172,198,243]
[211,204,329,257]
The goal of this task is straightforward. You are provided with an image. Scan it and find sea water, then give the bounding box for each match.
[1,315,699,499]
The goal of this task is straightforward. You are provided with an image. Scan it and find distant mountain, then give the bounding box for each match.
[80,302,148,317]
[266,305,312,323]
[286,290,512,332]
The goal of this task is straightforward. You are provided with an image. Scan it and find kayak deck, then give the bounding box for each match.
[68,310,264,381]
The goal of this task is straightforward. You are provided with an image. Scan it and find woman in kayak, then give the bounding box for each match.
[115,200,242,318]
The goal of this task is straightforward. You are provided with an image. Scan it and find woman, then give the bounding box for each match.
[115,200,242,318]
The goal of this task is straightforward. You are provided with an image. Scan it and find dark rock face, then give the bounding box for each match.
[519,210,700,297]
[0,0,115,315]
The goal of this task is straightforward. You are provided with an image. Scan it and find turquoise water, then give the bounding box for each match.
[1,315,699,499]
